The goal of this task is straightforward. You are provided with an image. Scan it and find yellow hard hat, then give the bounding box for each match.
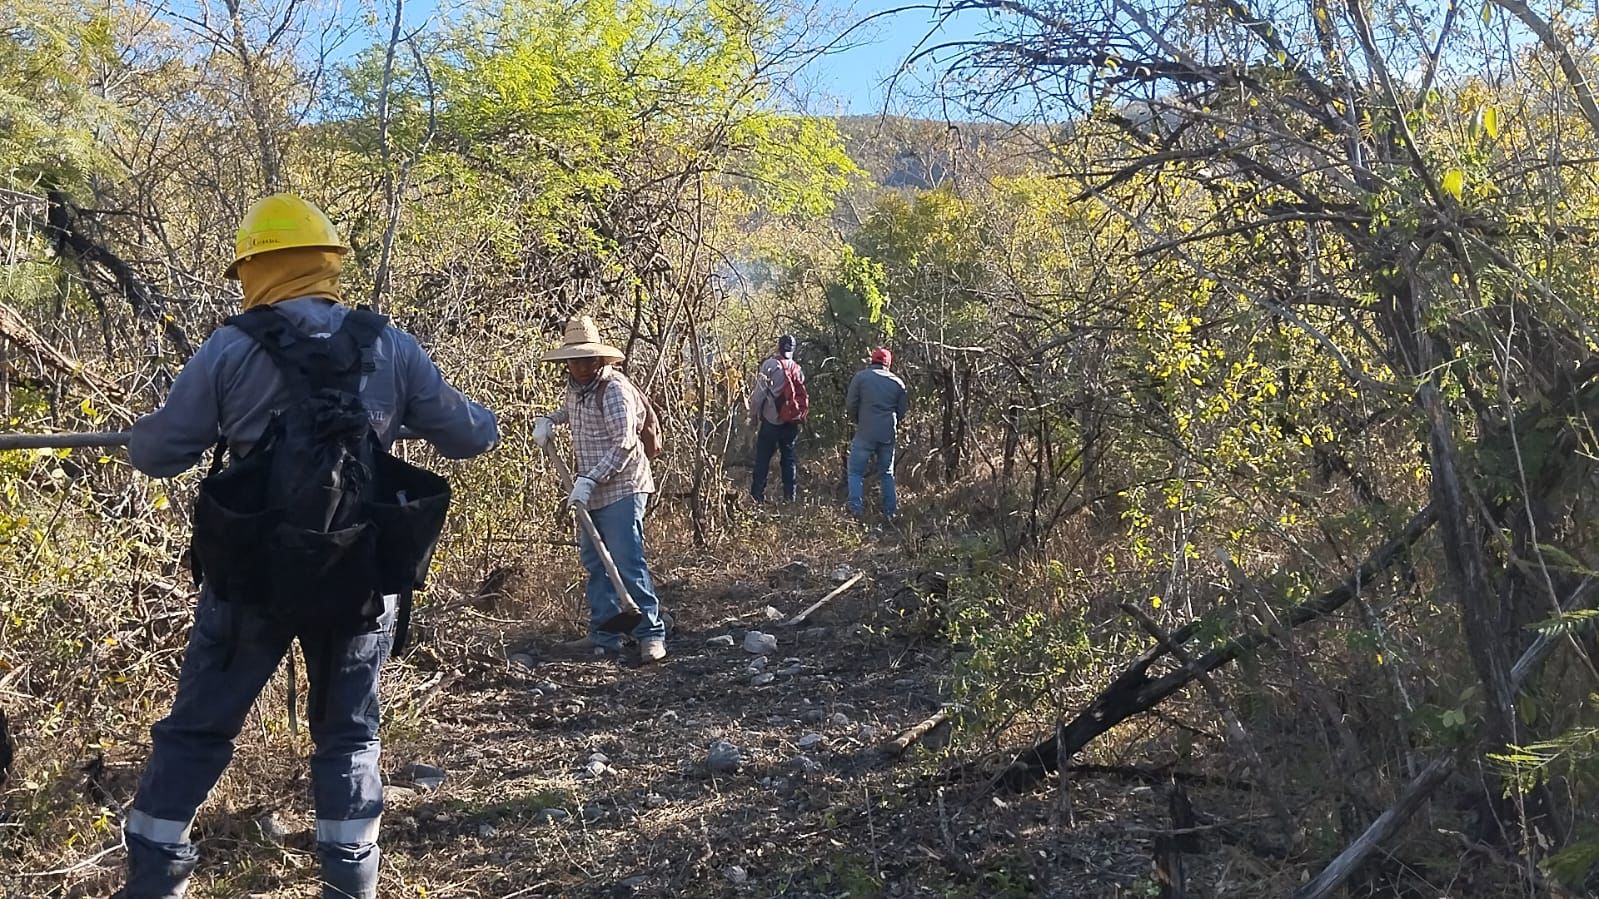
[226,193,350,279]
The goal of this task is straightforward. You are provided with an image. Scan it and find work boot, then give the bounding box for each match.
[639,639,667,664]
[559,635,594,650]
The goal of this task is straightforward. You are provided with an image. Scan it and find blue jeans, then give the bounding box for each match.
[847,439,897,518]
[751,420,799,501]
[579,493,667,651]
[122,589,393,899]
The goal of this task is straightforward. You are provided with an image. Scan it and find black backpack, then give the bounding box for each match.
[188,305,451,654]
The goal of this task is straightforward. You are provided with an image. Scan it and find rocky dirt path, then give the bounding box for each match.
[64,513,1189,898]
[362,523,1172,898]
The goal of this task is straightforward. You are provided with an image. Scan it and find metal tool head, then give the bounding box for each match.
[595,609,643,635]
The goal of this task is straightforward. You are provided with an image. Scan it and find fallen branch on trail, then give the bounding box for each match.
[883,707,952,757]
[975,504,1438,791]
[783,571,864,626]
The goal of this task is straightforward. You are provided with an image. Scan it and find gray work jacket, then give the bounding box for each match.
[845,363,908,446]
[129,297,498,477]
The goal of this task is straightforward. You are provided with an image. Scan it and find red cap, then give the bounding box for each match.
[870,347,893,366]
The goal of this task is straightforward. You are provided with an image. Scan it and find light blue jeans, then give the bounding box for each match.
[579,493,667,651]
[122,589,393,899]
[847,439,897,518]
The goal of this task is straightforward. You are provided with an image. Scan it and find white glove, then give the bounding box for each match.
[568,476,597,509]
[532,416,554,447]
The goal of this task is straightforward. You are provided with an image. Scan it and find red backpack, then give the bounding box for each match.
[774,358,809,423]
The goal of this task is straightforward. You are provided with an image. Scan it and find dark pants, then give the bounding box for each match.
[752,420,799,501]
[122,588,393,899]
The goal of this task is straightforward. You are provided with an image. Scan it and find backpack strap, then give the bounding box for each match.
[339,308,389,378]
[227,305,391,397]
[393,588,414,656]
[227,306,314,396]
[766,357,789,399]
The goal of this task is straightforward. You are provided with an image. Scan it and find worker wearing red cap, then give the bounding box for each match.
[845,347,908,518]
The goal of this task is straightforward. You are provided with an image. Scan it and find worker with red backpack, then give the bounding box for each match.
[748,334,808,502]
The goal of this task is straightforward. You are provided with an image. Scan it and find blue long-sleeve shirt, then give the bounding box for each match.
[845,363,908,446]
[130,297,498,477]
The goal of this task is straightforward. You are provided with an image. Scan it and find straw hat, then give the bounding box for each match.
[541,316,625,363]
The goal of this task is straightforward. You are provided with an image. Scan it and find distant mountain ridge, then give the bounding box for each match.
[829,115,1055,191]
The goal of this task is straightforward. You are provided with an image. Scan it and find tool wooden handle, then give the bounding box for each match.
[539,440,641,616]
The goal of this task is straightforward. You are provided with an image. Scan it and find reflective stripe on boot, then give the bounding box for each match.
[317,820,381,899]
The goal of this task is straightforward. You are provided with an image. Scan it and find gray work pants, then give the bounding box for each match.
[121,587,393,899]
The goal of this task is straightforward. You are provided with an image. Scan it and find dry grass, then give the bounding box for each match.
[1,453,1531,899]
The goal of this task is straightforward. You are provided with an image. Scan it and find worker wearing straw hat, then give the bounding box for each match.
[531,316,668,662]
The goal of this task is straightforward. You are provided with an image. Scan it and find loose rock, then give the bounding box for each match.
[769,560,810,587]
[725,865,749,885]
[829,712,851,727]
[478,823,498,839]
[746,656,769,672]
[796,733,824,750]
[857,724,880,742]
[256,812,289,845]
[793,755,822,774]
[764,605,783,620]
[398,762,447,792]
[830,565,855,583]
[707,634,736,648]
[707,740,743,773]
[743,630,778,654]
[644,792,668,809]
[509,652,536,669]
[750,672,775,686]
[535,807,571,824]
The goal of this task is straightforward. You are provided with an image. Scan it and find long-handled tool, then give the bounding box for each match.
[539,440,644,635]
[0,430,138,451]
[7,427,646,633]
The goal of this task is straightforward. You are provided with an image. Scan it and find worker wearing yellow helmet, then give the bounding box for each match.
[225,192,353,308]
[117,193,498,899]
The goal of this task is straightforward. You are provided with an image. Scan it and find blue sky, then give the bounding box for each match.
[786,2,998,115]
[345,0,999,115]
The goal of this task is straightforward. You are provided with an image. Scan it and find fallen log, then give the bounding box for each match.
[979,503,1438,791]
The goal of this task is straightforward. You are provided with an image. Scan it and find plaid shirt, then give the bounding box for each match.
[548,367,654,510]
